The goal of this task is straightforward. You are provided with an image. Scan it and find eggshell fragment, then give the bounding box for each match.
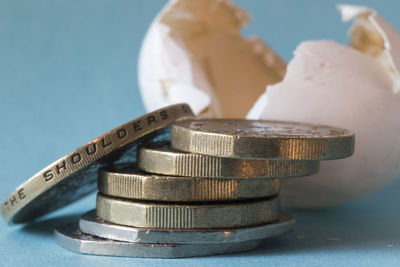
[248,40,400,207]
[338,5,400,92]
[138,0,286,118]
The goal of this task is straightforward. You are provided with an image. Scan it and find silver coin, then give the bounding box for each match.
[96,193,280,229]
[79,210,294,244]
[171,119,355,160]
[55,222,265,258]
[98,163,280,202]
[2,104,193,225]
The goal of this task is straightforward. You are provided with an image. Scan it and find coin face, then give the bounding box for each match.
[98,164,280,201]
[55,222,264,258]
[137,142,320,178]
[180,119,346,137]
[96,193,280,229]
[171,119,355,160]
[1,104,194,225]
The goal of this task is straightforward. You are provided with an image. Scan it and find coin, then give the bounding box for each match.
[55,222,264,258]
[137,142,320,178]
[98,164,280,202]
[171,119,355,160]
[2,104,194,225]
[96,194,280,229]
[79,209,294,244]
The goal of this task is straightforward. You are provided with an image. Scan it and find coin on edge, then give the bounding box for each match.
[171,119,355,160]
[96,193,280,229]
[79,209,294,244]
[55,222,264,258]
[137,142,320,178]
[98,164,280,202]
[2,104,194,225]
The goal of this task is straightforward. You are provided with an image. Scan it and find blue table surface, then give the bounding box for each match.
[1,1,400,266]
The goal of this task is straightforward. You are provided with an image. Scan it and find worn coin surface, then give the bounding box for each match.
[96,194,280,229]
[171,119,355,160]
[2,104,193,225]
[79,209,294,244]
[55,222,264,258]
[98,164,280,201]
[138,142,320,178]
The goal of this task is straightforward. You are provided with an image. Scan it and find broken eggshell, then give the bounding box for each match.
[138,0,286,118]
[248,40,400,207]
[138,1,400,207]
[338,4,400,92]
[249,5,400,207]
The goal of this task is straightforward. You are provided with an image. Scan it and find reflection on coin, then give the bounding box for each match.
[138,142,320,178]
[2,104,193,225]
[79,209,294,244]
[55,222,264,258]
[96,194,280,229]
[171,119,355,160]
[98,164,280,201]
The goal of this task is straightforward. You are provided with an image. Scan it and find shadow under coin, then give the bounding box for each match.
[21,213,82,237]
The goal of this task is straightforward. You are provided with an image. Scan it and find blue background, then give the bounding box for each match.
[1,0,400,266]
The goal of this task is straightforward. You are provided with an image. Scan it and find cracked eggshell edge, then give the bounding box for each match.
[138,0,211,114]
[249,40,400,207]
[338,4,400,93]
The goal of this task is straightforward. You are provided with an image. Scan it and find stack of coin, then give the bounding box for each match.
[67,118,353,258]
[1,104,355,259]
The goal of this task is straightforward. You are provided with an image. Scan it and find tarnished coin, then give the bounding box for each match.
[2,104,193,225]
[98,164,280,202]
[138,142,320,178]
[171,119,355,160]
[55,222,264,258]
[79,209,294,244]
[96,194,280,229]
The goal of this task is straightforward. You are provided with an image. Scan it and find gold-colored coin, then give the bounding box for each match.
[2,104,193,225]
[171,119,355,160]
[138,142,320,178]
[96,194,280,229]
[98,165,280,202]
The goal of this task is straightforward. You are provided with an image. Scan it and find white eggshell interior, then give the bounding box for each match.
[138,0,286,118]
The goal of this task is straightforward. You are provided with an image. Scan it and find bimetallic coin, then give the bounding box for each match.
[98,165,280,202]
[171,119,355,160]
[2,104,194,225]
[55,222,264,258]
[138,142,320,178]
[96,194,280,229]
[79,209,294,244]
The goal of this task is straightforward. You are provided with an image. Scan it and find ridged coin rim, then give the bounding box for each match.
[137,142,320,178]
[98,164,280,201]
[2,104,193,225]
[96,193,280,229]
[171,119,355,160]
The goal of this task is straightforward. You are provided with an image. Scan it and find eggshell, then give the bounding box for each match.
[138,0,286,118]
[138,0,212,115]
[248,40,400,207]
[338,5,400,92]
